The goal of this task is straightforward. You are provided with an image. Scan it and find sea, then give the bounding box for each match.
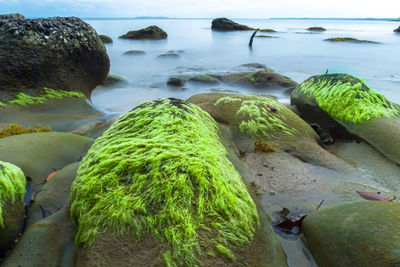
[85,18,400,114]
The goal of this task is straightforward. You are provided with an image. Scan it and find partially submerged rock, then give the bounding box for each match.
[123,50,146,55]
[291,73,400,164]
[303,201,400,266]
[324,37,379,44]
[394,25,400,32]
[188,75,220,84]
[307,27,326,31]
[99,34,113,43]
[119,25,167,40]
[255,35,278,38]
[211,18,254,31]
[0,16,109,100]
[0,161,26,255]
[101,74,128,88]
[166,77,185,87]
[71,98,285,266]
[259,29,276,32]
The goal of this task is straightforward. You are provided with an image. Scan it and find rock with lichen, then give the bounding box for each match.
[324,37,379,44]
[119,25,167,40]
[0,15,109,101]
[101,74,128,88]
[303,201,400,266]
[291,73,400,164]
[99,34,113,43]
[211,18,254,31]
[0,161,26,255]
[70,98,286,267]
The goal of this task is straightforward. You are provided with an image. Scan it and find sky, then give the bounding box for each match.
[0,0,400,19]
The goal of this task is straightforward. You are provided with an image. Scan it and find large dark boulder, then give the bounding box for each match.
[0,15,110,100]
[394,26,400,32]
[211,18,254,31]
[119,25,167,40]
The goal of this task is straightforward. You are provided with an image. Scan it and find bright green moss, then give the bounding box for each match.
[297,74,399,124]
[70,98,259,267]
[215,95,297,139]
[2,87,85,107]
[0,161,26,229]
[215,244,235,260]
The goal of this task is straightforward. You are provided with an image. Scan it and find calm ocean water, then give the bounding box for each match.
[86,18,400,113]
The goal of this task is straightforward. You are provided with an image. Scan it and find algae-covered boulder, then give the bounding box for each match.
[307,27,326,31]
[291,73,400,164]
[119,25,167,40]
[188,93,348,169]
[211,18,254,31]
[0,16,109,100]
[189,75,220,85]
[71,98,285,266]
[303,201,400,266]
[324,37,379,44]
[101,74,128,88]
[0,161,26,254]
[99,34,113,43]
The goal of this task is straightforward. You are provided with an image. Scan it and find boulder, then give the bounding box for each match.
[70,98,286,266]
[394,26,400,32]
[123,50,145,55]
[324,37,379,44]
[307,27,326,31]
[0,161,26,255]
[101,74,128,88]
[211,18,254,31]
[166,77,185,87]
[303,201,400,266]
[119,25,167,40]
[188,75,220,84]
[99,34,113,43]
[291,73,400,164]
[0,16,110,100]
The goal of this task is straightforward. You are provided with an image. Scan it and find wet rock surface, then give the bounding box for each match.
[99,34,113,43]
[119,25,167,40]
[211,18,254,31]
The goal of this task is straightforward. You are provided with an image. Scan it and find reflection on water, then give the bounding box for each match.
[87,18,400,113]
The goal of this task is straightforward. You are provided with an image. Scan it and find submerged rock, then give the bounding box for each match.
[119,25,167,40]
[70,98,285,266]
[101,74,128,88]
[291,73,400,164]
[307,27,326,31]
[123,50,146,55]
[166,77,185,87]
[394,26,400,32]
[0,161,26,255]
[99,34,113,43]
[189,75,220,84]
[259,29,276,32]
[211,18,254,31]
[303,201,400,266]
[0,16,109,100]
[324,37,379,44]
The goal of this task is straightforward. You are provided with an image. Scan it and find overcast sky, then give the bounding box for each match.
[1,0,399,18]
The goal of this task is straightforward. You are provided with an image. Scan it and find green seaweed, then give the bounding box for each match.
[70,98,259,267]
[0,161,26,228]
[297,74,399,124]
[215,95,297,139]
[2,87,85,107]
[215,244,235,260]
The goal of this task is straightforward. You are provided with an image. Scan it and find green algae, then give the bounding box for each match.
[2,87,85,107]
[70,98,259,266]
[0,123,52,138]
[296,74,399,124]
[215,244,235,260]
[215,96,297,139]
[0,161,26,228]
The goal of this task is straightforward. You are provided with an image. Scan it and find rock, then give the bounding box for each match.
[324,37,379,44]
[218,69,298,90]
[157,52,180,59]
[0,16,110,100]
[101,74,128,88]
[291,73,400,164]
[211,18,254,31]
[303,201,400,266]
[0,13,25,20]
[239,63,266,69]
[2,207,77,267]
[167,77,185,87]
[307,27,326,31]
[27,162,79,227]
[0,161,26,255]
[394,26,400,32]
[70,98,286,266]
[0,132,93,187]
[123,50,145,55]
[255,35,278,38]
[99,34,113,43]
[119,25,167,40]
[189,75,220,84]
[259,29,276,32]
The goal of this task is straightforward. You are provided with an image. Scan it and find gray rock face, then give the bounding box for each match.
[0,16,110,100]
[119,25,167,40]
[211,18,254,31]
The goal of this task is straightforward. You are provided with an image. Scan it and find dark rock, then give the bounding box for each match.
[211,18,254,31]
[189,75,220,84]
[119,25,167,40]
[324,37,380,44]
[239,63,266,69]
[167,77,185,87]
[303,201,400,266]
[0,13,25,20]
[157,53,180,59]
[0,16,110,100]
[255,35,278,38]
[394,26,400,32]
[101,74,128,87]
[307,27,326,31]
[123,50,145,55]
[99,34,113,43]
[259,29,276,32]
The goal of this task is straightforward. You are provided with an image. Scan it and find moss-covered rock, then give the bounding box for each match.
[211,18,254,31]
[119,25,167,40]
[99,34,113,43]
[123,50,146,55]
[259,29,276,32]
[303,201,400,266]
[291,73,400,164]
[307,27,326,31]
[189,75,220,85]
[255,35,278,38]
[0,123,51,138]
[70,98,280,266]
[101,74,128,88]
[324,37,379,44]
[167,77,185,87]
[0,161,26,254]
